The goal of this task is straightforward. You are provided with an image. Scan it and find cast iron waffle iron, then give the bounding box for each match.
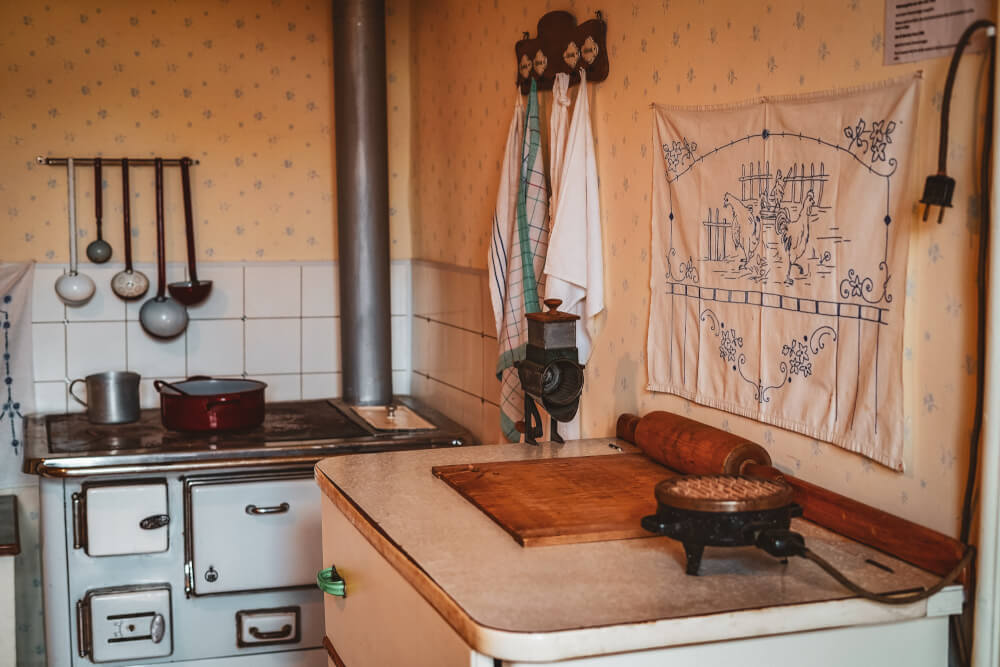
[641,474,802,575]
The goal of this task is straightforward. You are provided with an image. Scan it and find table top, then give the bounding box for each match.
[316,439,961,662]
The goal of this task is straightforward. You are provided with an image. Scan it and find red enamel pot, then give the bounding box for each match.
[153,376,267,432]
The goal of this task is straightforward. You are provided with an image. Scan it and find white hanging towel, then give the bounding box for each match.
[488,94,524,336]
[489,81,550,442]
[548,73,572,214]
[545,68,604,378]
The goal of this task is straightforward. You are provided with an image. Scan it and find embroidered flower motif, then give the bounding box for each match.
[868,119,896,163]
[662,138,698,175]
[782,338,812,377]
[719,328,743,363]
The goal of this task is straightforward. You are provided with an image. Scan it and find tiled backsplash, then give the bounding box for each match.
[411,259,501,444]
[31,261,413,414]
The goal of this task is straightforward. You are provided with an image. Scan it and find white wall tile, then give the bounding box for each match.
[32,323,65,382]
[420,321,481,396]
[33,381,67,414]
[412,262,484,332]
[138,377,184,409]
[411,262,434,319]
[244,265,301,318]
[482,336,500,404]
[262,374,301,401]
[414,376,481,439]
[186,319,244,376]
[302,317,339,373]
[246,318,300,374]
[125,263,186,321]
[186,264,244,319]
[391,315,410,371]
[126,322,186,379]
[390,260,411,315]
[302,373,341,399]
[66,321,127,379]
[481,400,502,445]
[392,369,411,395]
[459,329,484,398]
[480,273,496,337]
[411,316,430,375]
[32,265,67,322]
[302,264,338,317]
[64,265,127,322]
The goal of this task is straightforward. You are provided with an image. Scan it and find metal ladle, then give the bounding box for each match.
[139,158,188,338]
[111,158,150,299]
[167,157,212,306]
[85,157,113,263]
[54,158,96,305]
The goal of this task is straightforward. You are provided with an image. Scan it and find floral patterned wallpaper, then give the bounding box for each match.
[411,0,988,537]
[0,0,413,263]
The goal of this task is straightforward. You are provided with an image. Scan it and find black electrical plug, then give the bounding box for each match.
[754,528,807,559]
[919,173,956,224]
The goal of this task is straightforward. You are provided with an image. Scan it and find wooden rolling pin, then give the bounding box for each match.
[617,411,965,577]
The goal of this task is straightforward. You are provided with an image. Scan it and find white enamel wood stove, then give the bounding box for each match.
[26,398,471,667]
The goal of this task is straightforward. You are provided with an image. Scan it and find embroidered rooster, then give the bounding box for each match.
[775,189,816,285]
[723,192,760,269]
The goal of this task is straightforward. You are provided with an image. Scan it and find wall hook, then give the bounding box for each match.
[514,10,608,93]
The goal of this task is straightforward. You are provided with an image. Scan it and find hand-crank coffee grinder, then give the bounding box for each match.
[515,299,585,445]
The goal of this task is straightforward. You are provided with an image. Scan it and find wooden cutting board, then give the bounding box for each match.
[431,453,675,547]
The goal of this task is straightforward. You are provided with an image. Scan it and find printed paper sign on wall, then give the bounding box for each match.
[647,76,919,470]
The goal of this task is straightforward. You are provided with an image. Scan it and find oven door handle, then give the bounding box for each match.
[139,514,170,530]
[249,624,293,641]
[245,502,290,515]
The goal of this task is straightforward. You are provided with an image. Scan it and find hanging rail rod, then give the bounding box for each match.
[35,156,199,167]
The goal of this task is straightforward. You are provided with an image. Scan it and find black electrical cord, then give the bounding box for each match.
[950,19,997,547]
[937,20,996,176]
[801,545,976,606]
[926,20,995,667]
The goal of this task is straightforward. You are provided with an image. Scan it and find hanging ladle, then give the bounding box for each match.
[85,157,113,263]
[55,158,96,305]
[111,158,150,299]
[167,156,212,306]
[139,158,189,338]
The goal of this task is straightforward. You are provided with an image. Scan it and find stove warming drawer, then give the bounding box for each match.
[184,472,322,595]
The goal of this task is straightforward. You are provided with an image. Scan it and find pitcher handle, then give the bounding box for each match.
[68,379,88,407]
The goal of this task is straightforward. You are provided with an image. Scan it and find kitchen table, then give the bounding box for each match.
[315,439,963,666]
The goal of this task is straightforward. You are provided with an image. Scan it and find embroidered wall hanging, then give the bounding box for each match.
[647,75,919,470]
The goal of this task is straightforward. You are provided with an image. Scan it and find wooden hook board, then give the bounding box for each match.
[516,10,609,94]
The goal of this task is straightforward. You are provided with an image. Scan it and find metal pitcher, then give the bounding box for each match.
[69,371,141,424]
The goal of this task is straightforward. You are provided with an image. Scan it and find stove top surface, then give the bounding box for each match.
[24,396,474,477]
[45,399,369,454]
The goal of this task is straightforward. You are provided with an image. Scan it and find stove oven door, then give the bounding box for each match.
[184,470,321,595]
[73,480,169,557]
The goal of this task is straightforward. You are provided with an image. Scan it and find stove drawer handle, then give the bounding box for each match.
[317,565,346,597]
[245,502,290,515]
[249,624,293,641]
[139,514,170,530]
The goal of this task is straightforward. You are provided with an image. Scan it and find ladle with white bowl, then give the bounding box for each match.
[138,158,188,338]
[111,158,149,299]
[54,157,96,306]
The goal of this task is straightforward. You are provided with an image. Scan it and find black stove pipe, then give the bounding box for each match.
[332,0,393,405]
